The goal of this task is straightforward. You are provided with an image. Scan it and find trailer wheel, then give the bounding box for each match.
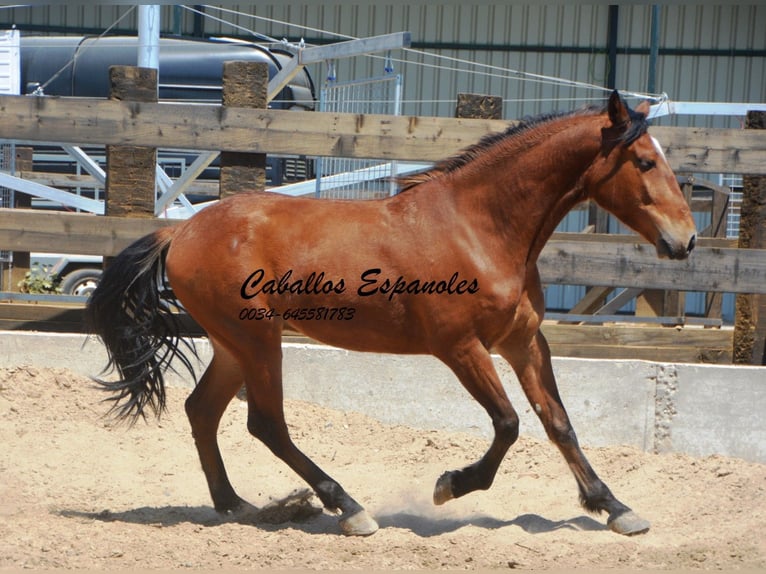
[60,269,102,297]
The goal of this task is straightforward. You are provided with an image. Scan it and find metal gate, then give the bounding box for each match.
[0,143,13,266]
[0,29,19,272]
[315,73,403,199]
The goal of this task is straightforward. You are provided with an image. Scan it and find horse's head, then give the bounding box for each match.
[584,91,697,260]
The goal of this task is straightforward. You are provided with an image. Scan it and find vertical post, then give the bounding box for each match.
[647,5,660,95]
[219,61,268,199]
[455,93,503,120]
[606,5,619,90]
[704,184,729,322]
[138,5,161,72]
[104,66,158,220]
[9,147,32,290]
[733,111,766,365]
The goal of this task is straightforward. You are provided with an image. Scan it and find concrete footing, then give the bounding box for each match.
[2,331,764,464]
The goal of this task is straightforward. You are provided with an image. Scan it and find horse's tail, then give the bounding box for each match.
[85,226,198,423]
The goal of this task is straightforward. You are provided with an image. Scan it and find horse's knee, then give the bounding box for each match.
[494,412,520,445]
[547,416,578,447]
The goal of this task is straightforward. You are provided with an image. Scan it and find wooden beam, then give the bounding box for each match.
[541,322,733,364]
[1,95,765,173]
[1,209,764,294]
[0,208,176,256]
[537,240,766,294]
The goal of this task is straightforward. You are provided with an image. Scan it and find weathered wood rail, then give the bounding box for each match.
[0,208,763,295]
[0,95,765,174]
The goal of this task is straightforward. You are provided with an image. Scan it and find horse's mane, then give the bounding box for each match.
[396,102,649,193]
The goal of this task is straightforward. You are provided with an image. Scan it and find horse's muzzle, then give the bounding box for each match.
[656,232,696,260]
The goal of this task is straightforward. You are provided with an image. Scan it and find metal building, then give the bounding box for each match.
[1,3,762,126]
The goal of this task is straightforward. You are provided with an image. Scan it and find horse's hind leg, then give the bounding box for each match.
[498,330,650,536]
[239,335,379,536]
[185,341,250,514]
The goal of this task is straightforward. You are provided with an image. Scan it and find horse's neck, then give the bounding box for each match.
[451,119,602,264]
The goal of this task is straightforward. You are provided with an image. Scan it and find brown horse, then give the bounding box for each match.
[86,91,696,537]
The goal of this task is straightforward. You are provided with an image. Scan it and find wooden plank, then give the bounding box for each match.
[0,208,177,255]
[541,322,732,347]
[539,240,766,294]
[541,322,733,363]
[0,302,733,363]
[1,95,765,173]
[0,210,737,255]
[550,232,736,249]
[1,209,764,293]
[546,343,732,364]
[651,125,766,176]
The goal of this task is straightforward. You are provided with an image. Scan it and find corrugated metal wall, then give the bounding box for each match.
[1,4,762,126]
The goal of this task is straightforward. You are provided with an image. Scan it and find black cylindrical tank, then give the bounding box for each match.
[19,35,315,110]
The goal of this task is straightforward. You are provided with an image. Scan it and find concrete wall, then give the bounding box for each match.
[2,331,764,463]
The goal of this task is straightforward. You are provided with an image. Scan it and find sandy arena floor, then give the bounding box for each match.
[1,365,764,570]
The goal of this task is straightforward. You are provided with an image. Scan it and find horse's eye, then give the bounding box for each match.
[638,158,656,172]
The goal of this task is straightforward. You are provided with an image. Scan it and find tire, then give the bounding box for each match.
[60,268,102,297]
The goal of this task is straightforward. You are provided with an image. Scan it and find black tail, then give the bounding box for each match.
[85,227,198,422]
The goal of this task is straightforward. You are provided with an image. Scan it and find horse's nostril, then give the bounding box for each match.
[687,234,697,253]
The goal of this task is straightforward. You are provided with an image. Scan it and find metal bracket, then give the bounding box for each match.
[268,31,411,102]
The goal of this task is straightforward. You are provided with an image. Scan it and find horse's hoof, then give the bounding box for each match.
[608,510,650,536]
[433,472,454,505]
[339,509,379,536]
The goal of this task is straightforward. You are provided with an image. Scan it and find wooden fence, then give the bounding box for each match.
[0,68,764,364]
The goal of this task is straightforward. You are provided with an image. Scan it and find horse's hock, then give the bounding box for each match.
[2,332,764,465]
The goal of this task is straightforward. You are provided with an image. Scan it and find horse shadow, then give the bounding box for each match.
[374,510,605,537]
[57,504,338,534]
[58,505,606,538]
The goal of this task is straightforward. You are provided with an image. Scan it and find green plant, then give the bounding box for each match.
[17,263,63,294]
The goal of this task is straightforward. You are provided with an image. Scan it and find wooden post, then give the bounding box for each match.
[733,110,766,365]
[9,147,32,290]
[104,66,157,219]
[455,93,502,120]
[219,61,268,198]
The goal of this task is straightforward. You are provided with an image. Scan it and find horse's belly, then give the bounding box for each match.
[282,310,427,354]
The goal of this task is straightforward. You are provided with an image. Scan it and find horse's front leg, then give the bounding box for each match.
[433,339,520,503]
[496,329,650,535]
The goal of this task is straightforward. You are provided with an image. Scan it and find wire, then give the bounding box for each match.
[196,4,664,103]
[33,6,136,95]
[182,5,281,44]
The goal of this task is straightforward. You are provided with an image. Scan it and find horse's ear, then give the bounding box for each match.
[635,100,651,116]
[607,90,630,126]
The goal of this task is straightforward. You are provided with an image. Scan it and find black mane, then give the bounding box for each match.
[397,100,649,192]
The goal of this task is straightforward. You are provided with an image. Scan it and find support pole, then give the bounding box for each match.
[733,110,766,365]
[138,5,160,73]
[648,5,660,95]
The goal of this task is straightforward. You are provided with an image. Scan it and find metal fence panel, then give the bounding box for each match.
[315,73,402,199]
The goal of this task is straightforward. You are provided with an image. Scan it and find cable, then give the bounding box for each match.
[32,6,136,95]
[197,4,663,103]
[182,5,281,44]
